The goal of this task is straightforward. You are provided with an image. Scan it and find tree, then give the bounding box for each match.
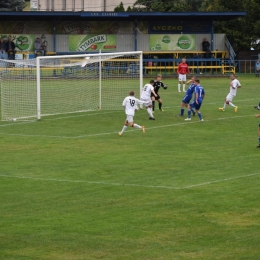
[0,0,25,11]
[130,0,202,12]
[114,2,125,12]
[200,0,260,52]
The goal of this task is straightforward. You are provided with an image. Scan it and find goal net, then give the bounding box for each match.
[0,51,143,121]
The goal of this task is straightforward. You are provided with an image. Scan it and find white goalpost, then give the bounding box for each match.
[0,51,143,121]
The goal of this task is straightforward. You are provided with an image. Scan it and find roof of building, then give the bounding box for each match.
[0,11,247,21]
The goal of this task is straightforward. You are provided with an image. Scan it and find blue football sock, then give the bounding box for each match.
[180,108,184,116]
[188,109,191,118]
[198,112,202,120]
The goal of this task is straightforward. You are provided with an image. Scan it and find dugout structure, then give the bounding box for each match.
[0,11,246,55]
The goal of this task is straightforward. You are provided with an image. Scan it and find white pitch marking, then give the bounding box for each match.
[43,111,121,121]
[0,97,258,126]
[0,114,254,139]
[0,172,259,190]
[0,121,35,128]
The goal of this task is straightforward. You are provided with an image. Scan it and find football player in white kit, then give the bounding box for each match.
[119,91,149,136]
[141,80,157,120]
[219,74,241,112]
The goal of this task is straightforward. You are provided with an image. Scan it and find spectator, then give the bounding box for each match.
[256,60,260,78]
[193,53,203,74]
[202,37,211,58]
[34,38,46,57]
[5,37,16,60]
[0,38,6,59]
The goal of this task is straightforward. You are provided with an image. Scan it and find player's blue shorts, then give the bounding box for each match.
[182,94,192,104]
[190,100,202,110]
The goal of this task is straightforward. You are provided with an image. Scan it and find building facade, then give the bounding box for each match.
[32,0,135,11]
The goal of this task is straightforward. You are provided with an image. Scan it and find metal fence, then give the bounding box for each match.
[235,60,259,74]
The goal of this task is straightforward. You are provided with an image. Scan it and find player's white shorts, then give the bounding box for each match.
[226,93,235,102]
[178,74,186,82]
[141,98,152,107]
[126,115,134,123]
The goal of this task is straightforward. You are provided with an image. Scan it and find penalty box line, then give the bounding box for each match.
[0,114,254,139]
[0,96,257,127]
[0,172,259,190]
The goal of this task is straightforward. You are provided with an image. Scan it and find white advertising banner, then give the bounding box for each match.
[30,0,38,10]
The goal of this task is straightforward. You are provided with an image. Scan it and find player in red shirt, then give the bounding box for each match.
[177,58,190,92]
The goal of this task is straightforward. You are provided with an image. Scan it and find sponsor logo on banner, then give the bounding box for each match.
[69,35,116,52]
[77,35,107,51]
[62,22,92,34]
[0,34,34,51]
[150,34,196,51]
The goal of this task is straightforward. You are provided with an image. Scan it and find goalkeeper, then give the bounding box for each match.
[151,74,168,112]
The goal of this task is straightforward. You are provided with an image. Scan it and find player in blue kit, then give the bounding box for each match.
[185,79,205,121]
[179,76,196,117]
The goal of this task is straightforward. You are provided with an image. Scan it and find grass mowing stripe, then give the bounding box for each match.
[1,172,259,190]
[0,114,253,139]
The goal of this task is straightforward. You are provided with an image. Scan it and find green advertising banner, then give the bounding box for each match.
[150,34,196,51]
[69,35,116,52]
[0,34,35,51]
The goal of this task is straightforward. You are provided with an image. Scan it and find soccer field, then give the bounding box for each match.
[1,75,260,260]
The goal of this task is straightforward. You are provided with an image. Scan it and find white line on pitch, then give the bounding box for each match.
[0,172,259,190]
[0,97,257,127]
[0,114,254,139]
[0,121,35,128]
[43,111,122,121]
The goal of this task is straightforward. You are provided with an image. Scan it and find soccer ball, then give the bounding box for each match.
[81,57,90,68]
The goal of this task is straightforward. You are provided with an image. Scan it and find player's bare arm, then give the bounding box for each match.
[152,90,157,97]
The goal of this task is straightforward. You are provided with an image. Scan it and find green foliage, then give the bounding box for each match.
[200,0,260,52]
[114,1,125,12]
[0,0,25,11]
[130,0,203,12]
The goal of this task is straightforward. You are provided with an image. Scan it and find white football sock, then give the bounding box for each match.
[178,84,181,92]
[147,108,153,117]
[183,84,185,91]
[223,103,226,109]
[229,102,236,108]
[120,125,128,134]
[133,124,141,129]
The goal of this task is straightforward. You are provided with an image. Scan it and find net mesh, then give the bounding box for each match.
[0,52,141,121]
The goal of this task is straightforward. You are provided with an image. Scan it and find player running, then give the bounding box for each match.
[152,74,168,112]
[141,80,157,120]
[219,74,241,112]
[179,76,196,117]
[119,91,148,136]
[185,79,205,121]
[177,57,190,92]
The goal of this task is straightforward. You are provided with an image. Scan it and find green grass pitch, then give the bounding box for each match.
[0,75,260,260]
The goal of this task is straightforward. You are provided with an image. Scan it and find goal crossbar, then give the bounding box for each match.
[0,51,143,121]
